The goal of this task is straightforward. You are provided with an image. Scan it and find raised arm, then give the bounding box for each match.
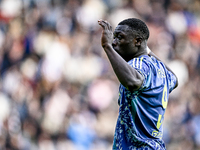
[98,19,143,91]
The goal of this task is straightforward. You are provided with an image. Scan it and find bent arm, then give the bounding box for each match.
[103,44,143,91]
[98,19,143,91]
[148,50,178,89]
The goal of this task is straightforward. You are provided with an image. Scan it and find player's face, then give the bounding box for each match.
[112,25,137,61]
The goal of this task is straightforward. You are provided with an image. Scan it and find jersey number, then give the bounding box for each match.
[156,85,167,129]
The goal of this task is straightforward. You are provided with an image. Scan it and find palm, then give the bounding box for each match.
[98,20,113,47]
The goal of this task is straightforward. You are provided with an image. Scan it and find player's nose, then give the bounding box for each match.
[112,39,117,47]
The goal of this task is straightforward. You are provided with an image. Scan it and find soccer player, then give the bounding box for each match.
[98,18,178,149]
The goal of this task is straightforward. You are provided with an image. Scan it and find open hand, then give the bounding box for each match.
[98,19,113,48]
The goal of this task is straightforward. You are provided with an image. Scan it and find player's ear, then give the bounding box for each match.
[135,38,142,47]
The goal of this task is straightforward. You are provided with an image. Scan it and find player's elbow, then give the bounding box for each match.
[125,79,143,92]
[174,76,179,89]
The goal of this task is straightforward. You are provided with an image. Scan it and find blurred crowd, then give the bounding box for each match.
[0,0,200,149]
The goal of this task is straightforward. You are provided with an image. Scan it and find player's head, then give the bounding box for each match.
[118,18,149,40]
[112,18,149,61]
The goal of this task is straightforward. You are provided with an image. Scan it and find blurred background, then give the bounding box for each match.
[0,0,199,149]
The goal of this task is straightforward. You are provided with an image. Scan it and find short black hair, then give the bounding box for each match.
[118,18,149,40]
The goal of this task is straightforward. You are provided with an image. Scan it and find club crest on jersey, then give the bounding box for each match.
[157,69,166,78]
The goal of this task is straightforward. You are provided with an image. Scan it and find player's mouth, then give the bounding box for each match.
[112,45,118,51]
[113,46,122,56]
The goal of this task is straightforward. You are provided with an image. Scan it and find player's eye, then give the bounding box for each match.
[113,33,123,40]
[118,35,122,40]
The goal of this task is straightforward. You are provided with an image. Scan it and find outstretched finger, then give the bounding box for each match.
[98,19,110,30]
[105,20,112,31]
[98,19,106,29]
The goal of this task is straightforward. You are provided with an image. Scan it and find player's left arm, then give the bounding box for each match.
[147,48,178,89]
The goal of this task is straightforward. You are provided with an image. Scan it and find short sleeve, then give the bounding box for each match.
[166,70,177,93]
[128,56,151,90]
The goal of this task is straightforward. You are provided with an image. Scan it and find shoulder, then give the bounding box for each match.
[128,55,152,75]
[128,55,150,69]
